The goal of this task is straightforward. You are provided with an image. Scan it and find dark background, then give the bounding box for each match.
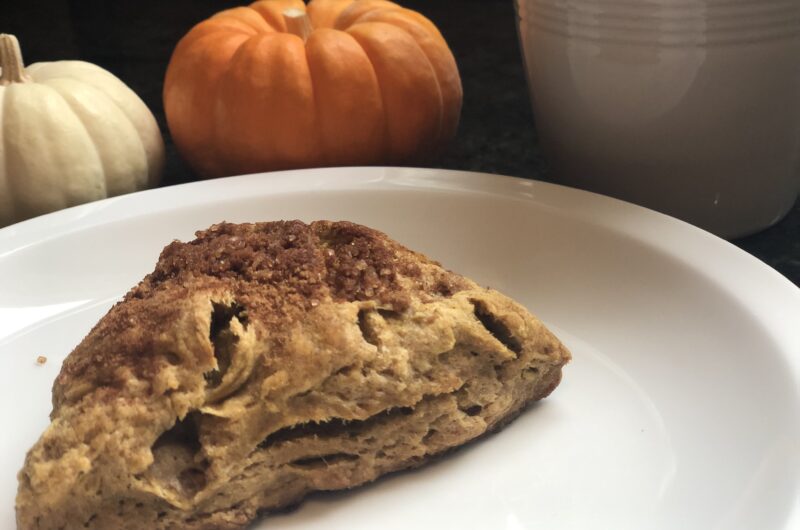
[4,0,798,285]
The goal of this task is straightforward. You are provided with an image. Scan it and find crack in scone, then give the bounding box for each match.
[16,220,570,530]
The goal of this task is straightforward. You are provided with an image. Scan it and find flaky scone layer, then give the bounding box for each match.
[16,220,570,530]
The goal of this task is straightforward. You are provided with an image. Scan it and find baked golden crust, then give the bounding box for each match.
[17,220,570,530]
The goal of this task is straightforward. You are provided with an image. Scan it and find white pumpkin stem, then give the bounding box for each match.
[283,8,313,42]
[0,34,32,85]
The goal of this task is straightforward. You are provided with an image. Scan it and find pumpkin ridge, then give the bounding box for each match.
[303,36,325,165]
[49,78,150,195]
[349,13,447,151]
[208,33,268,176]
[3,83,105,214]
[347,21,443,162]
[22,60,94,81]
[340,6,404,30]
[395,8,446,42]
[305,28,387,165]
[249,3,287,32]
[44,60,164,189]
[0,87,15,225]
[408,38,445,159]
[340,30,391,162]
[214,32,319,174]
[333,0,403,30]
[33,61,166,188]
[165,29,252,178]
[353,8,459,150]
[42,81,112,195]
[293,29,323,164]
[181,19,260,50]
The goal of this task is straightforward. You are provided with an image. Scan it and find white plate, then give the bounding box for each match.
[0,167,798,530]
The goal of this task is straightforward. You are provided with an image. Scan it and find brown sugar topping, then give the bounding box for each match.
[129,221,418,306]
[314,221,404,302]
[56,221,472,391]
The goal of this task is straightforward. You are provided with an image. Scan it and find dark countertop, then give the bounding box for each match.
[6,0,799,286]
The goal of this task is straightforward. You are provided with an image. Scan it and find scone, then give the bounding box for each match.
[16,220,570,530]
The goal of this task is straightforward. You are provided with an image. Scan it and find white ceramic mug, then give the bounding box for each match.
[516,0,800,238]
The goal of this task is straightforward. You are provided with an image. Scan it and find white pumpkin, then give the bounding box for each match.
[0,34,164,226]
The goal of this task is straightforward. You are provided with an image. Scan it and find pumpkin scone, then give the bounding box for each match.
[16,220,570,530]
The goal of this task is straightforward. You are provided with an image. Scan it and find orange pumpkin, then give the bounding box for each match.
[164,0,462,178]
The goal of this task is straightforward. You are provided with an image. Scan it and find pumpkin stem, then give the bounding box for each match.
[283,8,313,43]
[0,34,32,85]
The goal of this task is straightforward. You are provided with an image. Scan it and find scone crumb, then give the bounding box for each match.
[36,355,47,365]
